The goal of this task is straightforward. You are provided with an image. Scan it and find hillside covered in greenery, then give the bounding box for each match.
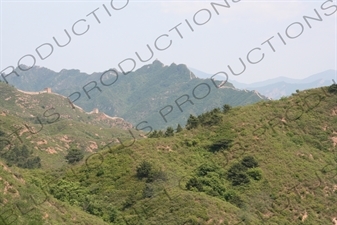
[1,81,337,224]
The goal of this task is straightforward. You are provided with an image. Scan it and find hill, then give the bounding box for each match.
[2,60,268,130]
[0,82,139,170]
[1,83,337,224]
[190,68,336,100]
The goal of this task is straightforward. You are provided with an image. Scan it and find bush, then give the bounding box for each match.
[122,192,137,209]
[224,190,244,208]
[165,127,174,137]
[65,149,84,164]
[109,208,118,223]
[136,161,152,179]
[247,168,262,181]
[143,184,154,198]
[2,145,41,169]
[227,163,250,186]
[209,139,232,152]
[241,156,258,168]
[231,173,250,186]
[222,104,232,113]
[186,114,199,130]
[146,170,167,183]
[328,84,337,94]
[197,163,218,176]
[176,124,183,133]
[198,112,222,127]
[200,175,226,196]
[227,163,247,179]
[186,177,203,192]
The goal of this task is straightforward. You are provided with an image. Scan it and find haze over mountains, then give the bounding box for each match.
[189,68,337,100]
[3,60,268,130]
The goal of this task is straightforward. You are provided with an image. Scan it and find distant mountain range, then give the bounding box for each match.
[2,60,268,130]
[189,68,337,99]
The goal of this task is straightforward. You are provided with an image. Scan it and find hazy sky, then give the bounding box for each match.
[0,0,336,83]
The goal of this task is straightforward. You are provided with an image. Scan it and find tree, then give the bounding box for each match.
[136,161,152,179]
[328,84,337,94]
[65,149,84,164]
[157,130,164,137]
[231,173,250,186]
[148,130,158,138]
[176,124,183,133]
[165,127,174,137]
[227,163,247,180]
[186,114,199,130]
[227,163,250,186]
[222,104,232,114]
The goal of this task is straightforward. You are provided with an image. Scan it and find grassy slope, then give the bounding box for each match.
[0,82,140,170]
[1,85,337,224]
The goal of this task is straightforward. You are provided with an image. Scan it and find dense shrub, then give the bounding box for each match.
[186,114,199,130]
[165,127,174,137]
[222,104,232,113]
[227,163,247,178]
[209,139,232,152]
[227,163,249,186]
[2,145,41,169]
[186,177,204,192]
[232,173,250,186]
[186,163,226,197]
[197,163,219,176]
[186,108,224,129]
[227,156,262,185]
[122,192,137,210]
[176,124,183,133]
[241,156,259,168]
[328,84,337,94]
[224,190,244,208]
[148,130,165,138]
[247,168,262,181]
[143,184,154,198]
[136,161,153,179]
[65,148,84,164]
[146,170,167,183]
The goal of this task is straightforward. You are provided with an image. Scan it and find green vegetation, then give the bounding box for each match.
[176,124,183,133]
[1,82,337,224]
[136,161,153,179]
[164,127,174,137]
[65,149,84,164]
[1,145,41,169]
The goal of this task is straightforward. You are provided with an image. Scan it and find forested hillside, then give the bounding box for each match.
[1,82,337,224]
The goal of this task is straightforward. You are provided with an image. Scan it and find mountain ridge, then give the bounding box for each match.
[189,68,337,99]
[3,60,268,129]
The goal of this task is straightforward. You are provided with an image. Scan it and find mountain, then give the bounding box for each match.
[1,83,337,224]
[190,68,337,99]
[3,60,268,130]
